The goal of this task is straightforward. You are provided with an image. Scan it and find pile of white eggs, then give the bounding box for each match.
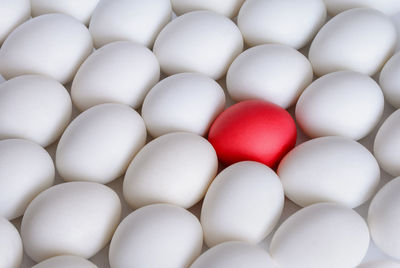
[2,0,400,268]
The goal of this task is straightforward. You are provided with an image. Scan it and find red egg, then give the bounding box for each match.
[208,100,297,168]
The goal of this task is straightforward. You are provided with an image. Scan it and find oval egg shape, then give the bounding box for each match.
[0,217,23,268]
[380,52,400,109]
[171,0,245,18]
[32,255,98,268]
[0,0,30,44]
[323,0,400,16]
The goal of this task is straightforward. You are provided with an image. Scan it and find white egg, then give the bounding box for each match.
[237,0,326,49]
[32,255,98,268]
[21,182,121,262]
[89,0,171,48]
[278,136,380,208]
[0,217,23,268]
[31,0,100,25]
[380,52,400,108]
[0,139,54,220]
[0,75,72,147]
[226,44,313,109]
[71,41,160,111]
[123,132,218,209]
[56,103,146,184]
[153,10,243,80]
[296,71,384,140]
[0,13,93,84]
[142,73,225,138]
[323,0,400,16]
[171,0,245,18]
[358,260,400,268]
[270,203,370,268]
[109,204,203,268]
[0,0,30,44]
[374,109,400,177]
[201,161,284,247]
[190,241,275,268]
[309,8,397,76]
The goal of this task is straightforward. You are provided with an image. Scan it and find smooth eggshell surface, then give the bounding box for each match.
[142,72,225,137]
[0,75,72,147]
[153,10,243,80]
[323,0,400,16]
[123,132,218,209]
[109,204,203,268]
[358,261,400,268]
[89,0,172,48]
[0,13,93,84]
[270,203,370,268]
[296,71,384,140]
[0,217,23,268]
[201,161,284,247]
[309,8,397,76]
[56,103,146,184]
[226,44,313,109]
[32,255,98,268]
[0,0,30,44]
[21,182,121,262]
[171,0,245,18]
[0,139,54,220]
[237,0,326,49]
[71,41,160,111]
[278,136,380,208]
[190,241,276,268]
[380,52,400,108]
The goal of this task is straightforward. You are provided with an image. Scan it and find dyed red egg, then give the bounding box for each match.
[208,100,297,168]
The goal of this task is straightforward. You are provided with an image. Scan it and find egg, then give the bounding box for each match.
[89,0,171,48]
[380,52,400,108]
[109,204,203,268]
[374,109,400,177]
[237,0,326,49]
[0,13,93,84]
[142,73,225,138]
[296,71,384,140]
[21,182,121,262]
[0,75,72,147]
[123,132,218,209]
[358,261,400,268]
[153,10,243,80]
[323,0,400,16]
[190,241,275,268]
[270,203,370,268]
[0,0,30,44]
[171,0,245,18]
[226,44,313,109]
[278,136,380,208]
[0,139,54,220]
[32,255,98,268]
[201,161,284,247]
[71,41,160,111]
[309,8,397,76]
[0,217,23,268]
[31,0,100,25]
[56,103,146,184]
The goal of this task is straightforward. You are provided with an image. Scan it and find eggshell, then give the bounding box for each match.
[296,71,384,140]
[270,203,370,268]
[237,0,326,49]
[0,0,30,44]
[56,103,146,184]
[109,204,203,268]
[226,44,313,109]
[380,52,400,108]
[71,41,160,111]
[32,255,98,268]
[374,109,400,177]
[358,261,400,268]
[278,136,380,208]
[0,217,23,268]
[190,241,276,268]
[89,0,171,48]
[171,0,245,18]
[0,75,72,147]
[153,10,243,80]
[31,0,100,25]
[142,73,225,138]
[0,13,93,84]
[309,8,397,76]
[201,161,284,247]
[323,0,400,16]
[21,182,121,262]
[123,132,218,209]
[0,139,54,220]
